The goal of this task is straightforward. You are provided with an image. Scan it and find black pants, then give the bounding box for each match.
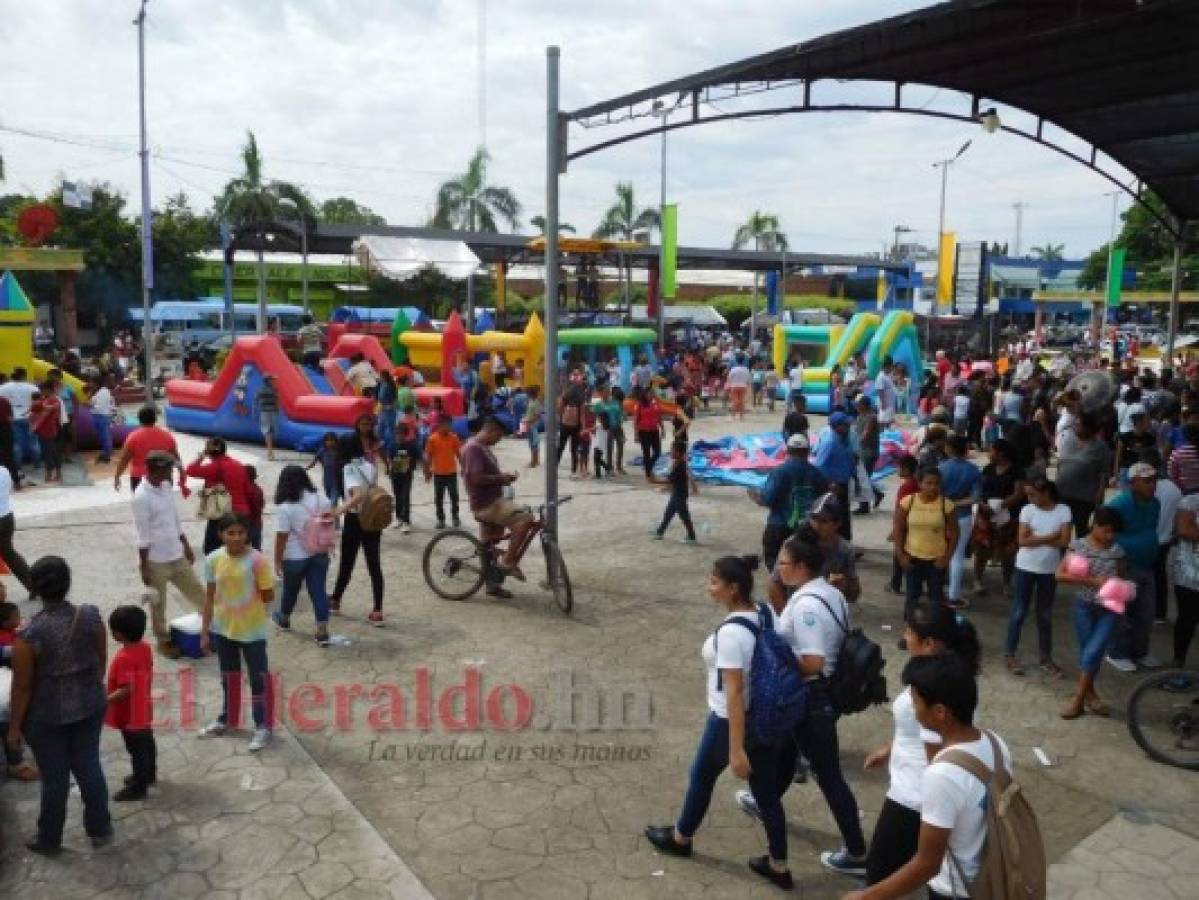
[0,512,32,591]
[1064,498,1094,538]
[332,512,384,611]
[890,553,904,592]
[762,523,791,572]
[1175,585,1199,665]
[866,798,921,885]
[1155,542,1172,621]
[592,447,612,477]
[612,427,625,470]
[302,350,322,372]
[130,475,142,493]
[638,429,662,477]
[391,471,414,524]
[557,425,580,471]
[831,481,852,540]
[203,518,221,555]
[657,492,695,540]
[121,729,157,788]
[433,473,459,524]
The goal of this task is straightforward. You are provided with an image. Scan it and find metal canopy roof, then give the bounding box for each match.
[566,0,1199,227]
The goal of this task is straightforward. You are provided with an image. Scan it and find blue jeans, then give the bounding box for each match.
[676,713,789,862]
[215,635,272,729]
[279,554,331,625]
[93,412,113,459]
[1073,598,1121,676]
[1110,566,1154,662]
[376,407,397,459]
[657,492,696,540]
[774,681,867,857]
[12,419,38,467]
[1006,568,1057,658]
[948,513,973,601]
[23,709,111,847]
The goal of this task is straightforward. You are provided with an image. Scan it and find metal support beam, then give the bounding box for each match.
[1166,231,1184,364]
[544,47,561,538]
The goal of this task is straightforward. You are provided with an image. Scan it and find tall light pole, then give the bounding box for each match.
[544,47,562,538]
[1012,201,1028,256]
[930,139,971,345]
[653,101,670,350]
[135,0,154,405]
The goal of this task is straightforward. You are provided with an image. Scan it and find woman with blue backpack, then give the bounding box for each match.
[645,554,799,890]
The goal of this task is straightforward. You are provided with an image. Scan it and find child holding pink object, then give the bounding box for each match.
[1056,506,1126,720]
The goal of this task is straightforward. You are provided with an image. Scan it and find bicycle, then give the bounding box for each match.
[421,496,573,614]
[1126,667,1199,771]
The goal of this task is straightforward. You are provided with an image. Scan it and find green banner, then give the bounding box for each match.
[661,204,678,299]
[1106,247,1126,306]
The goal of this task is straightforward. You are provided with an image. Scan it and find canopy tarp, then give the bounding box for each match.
[353,236,480,282]
[629,304,728,327]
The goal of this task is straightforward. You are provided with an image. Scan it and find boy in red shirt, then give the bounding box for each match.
[106,605,156,801]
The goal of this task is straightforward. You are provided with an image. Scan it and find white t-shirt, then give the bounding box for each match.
[702,611,762,718]
[952,395,970,420]
[343,460,377,496]
[922,732,1014,898]
[1015,503,1072,574]
[0,381,39,420]
[789,366,804,390]
[887,687,943,811]
[726,366,752,389]
[275,490,332,560]
[778,578,848,678]
[90,387,117,417]
[0,467,12,518]
[875,372,896,421]
[1156,478,1183,544]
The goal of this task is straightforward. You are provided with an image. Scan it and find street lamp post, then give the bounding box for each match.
[135,0,154,405]
[930,139,971,347]
[654,103,670,350]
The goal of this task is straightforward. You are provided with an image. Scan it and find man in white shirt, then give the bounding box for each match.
[0,465,32,591]
[345,353,378,395]
[874,358,898,427]
[90,374,118,463]
[131,451,205,658]
[1153,454,1183,623]
[0,368,41,470]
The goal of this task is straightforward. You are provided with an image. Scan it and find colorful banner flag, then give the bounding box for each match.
[876,269,888,309]
[1106,247,1126,307]
[765,270,780,316]
[495,259,507,314]
[936,232,956,307]
[661,204,678,299]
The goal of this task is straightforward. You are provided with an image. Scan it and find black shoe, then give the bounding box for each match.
[873,491,884,509]
[452,518,462,528]
[114,785,148,802]
[748,855,794,891]
[644,825,692,857]
[25,839,62,856]
[793,757,809,784]
[485,586,514,600]
[854,503,871,515]
[897,637,908,651]
[124,773,156,787]
[435,521,446,530]
[90,830,115,849]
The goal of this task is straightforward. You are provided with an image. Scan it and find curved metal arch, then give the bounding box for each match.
[565,98,1180,238]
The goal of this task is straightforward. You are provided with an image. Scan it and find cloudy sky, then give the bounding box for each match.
[0,0,1130,260]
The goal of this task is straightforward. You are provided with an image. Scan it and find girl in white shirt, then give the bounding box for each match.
[860,601,982,886]
[271,465,333,646]
[328,436,385,626]
[645,555,794,891]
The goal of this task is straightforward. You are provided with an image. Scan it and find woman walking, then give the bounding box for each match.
[272,465,334,647]
[938,435,981,609]
[971,439,1024,597]
[330,435,385,625]
[5,556,112,854]
[894,468,958,613]
[861,600,981,885]
[634,388,664,479]
[644,555,793,890]
[556,380,585,473]
[1005,476,1073,676]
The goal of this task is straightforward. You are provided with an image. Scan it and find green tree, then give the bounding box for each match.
[430,148,520,232]
[732,211,787,252]
[593,182,659,306]
[320,196,386,226]
[215,130,315,328]
[1029,242,1065,261]
[144,192,218,300]
[1077,192,1199,291]
[529,214,575,235]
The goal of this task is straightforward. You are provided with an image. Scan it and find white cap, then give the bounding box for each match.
[786,433,810,451]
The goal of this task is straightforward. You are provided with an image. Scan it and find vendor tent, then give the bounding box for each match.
[353,236,480,281]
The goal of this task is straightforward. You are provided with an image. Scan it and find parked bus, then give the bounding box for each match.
[127,299,307,348]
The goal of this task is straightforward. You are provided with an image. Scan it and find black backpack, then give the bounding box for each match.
[807,594,888,715]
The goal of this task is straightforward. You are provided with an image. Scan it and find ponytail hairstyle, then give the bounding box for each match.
[711,555,760,606]
[778,535,824,579]
[905,600,982,677]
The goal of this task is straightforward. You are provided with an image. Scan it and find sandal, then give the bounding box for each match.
[1040,660,1064,679]
[1005,655,1026,676]
[6,763,39,782]
[1085,694,1110,717]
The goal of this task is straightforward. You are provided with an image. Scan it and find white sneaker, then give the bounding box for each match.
[248,728,272,752]
[1105,654,1137,673]
[1135,654,1163,669]
[198,721,227,738]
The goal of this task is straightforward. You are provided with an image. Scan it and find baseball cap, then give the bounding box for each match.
[829,411,851,427]
[1128,461,1158,479]
[786,433,809,451]
[145,450,175,470]
[809,491,843,521]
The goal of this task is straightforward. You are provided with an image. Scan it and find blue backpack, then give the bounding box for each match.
[716,602,808,747]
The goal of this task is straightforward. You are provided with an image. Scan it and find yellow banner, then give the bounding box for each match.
[936,232,956,306]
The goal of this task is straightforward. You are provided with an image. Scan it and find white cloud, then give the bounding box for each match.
[0,0,1132,259]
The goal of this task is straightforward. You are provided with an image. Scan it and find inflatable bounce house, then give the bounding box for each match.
[556,327,657,392]
[772,310,923,413]
[0,271,133,450]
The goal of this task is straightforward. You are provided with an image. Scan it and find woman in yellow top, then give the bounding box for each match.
[893,467,958,613]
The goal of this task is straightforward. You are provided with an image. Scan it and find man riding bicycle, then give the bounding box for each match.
[461,417,536,597]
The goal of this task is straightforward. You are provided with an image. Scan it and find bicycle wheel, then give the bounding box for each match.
[422,529,487,601]
[541,535,573,615]
[1126,668,1199,771]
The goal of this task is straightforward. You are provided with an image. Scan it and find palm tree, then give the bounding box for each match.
[215,131,316,328]
[529,214,575,235]
[733,212,788,331]
[1030,242,1065,261]
[594,182,659,307]
[430,148,521,232]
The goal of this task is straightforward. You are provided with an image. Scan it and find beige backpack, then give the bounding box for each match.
[941,731,1047,900]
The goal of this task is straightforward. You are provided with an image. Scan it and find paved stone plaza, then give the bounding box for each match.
[1,410,1196,899]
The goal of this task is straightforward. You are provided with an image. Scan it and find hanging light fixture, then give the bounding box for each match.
[979,107,1001,134]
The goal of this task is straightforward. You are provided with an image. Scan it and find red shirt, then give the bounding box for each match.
[897,476,919,503]
[31,396,61,439]
[0,627,15,648]
[106,642,154,731]
[124,426,179,478]
[185,455,252,515]
[635,402,661,432]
